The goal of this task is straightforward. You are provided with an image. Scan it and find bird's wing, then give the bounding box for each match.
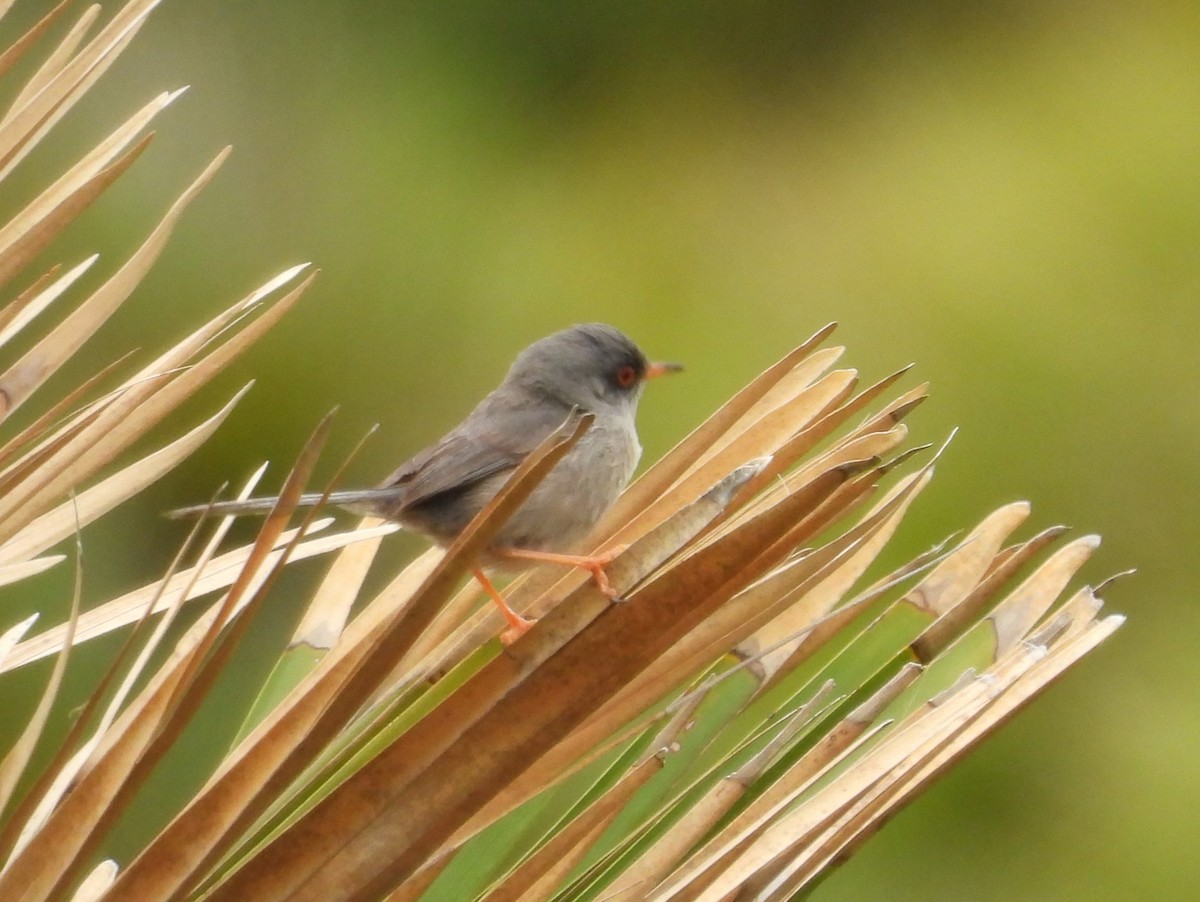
[376,391,574,512]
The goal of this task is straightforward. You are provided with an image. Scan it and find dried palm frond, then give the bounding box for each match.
[0,4,1123,902]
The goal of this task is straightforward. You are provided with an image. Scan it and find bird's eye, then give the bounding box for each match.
[615,365,637,388]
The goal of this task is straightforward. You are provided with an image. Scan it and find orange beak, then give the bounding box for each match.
[645,361,684,380]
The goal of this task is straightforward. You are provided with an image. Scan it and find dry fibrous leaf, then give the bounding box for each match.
[0,5,1123,902]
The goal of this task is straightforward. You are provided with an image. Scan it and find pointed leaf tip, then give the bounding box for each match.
[1092,568,1136,595]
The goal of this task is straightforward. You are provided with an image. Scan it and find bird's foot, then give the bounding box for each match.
[579,544,629,598]
[499,614,537,646]
[472,566,536,645]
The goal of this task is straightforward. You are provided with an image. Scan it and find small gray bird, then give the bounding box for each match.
[169,324,681,641]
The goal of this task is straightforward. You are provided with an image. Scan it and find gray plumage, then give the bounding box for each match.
[168,324,677,557]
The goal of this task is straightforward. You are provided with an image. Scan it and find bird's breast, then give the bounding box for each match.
[491,416,641,553]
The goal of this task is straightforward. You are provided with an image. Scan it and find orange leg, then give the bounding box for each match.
[498,545,629,599]
[472,567,535,645]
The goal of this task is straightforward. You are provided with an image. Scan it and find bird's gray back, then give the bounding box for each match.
[367,384,576,539]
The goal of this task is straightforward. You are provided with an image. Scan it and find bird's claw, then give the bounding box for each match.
[499,615,537,646]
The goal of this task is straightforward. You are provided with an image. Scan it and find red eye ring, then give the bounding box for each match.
[616,365,637,388]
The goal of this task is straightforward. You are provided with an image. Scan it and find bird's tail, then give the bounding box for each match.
[165,487,406,520]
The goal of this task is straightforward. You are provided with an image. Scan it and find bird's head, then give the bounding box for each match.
[507,323,682,416]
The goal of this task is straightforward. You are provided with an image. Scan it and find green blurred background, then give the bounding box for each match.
[2,1,1198,898]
